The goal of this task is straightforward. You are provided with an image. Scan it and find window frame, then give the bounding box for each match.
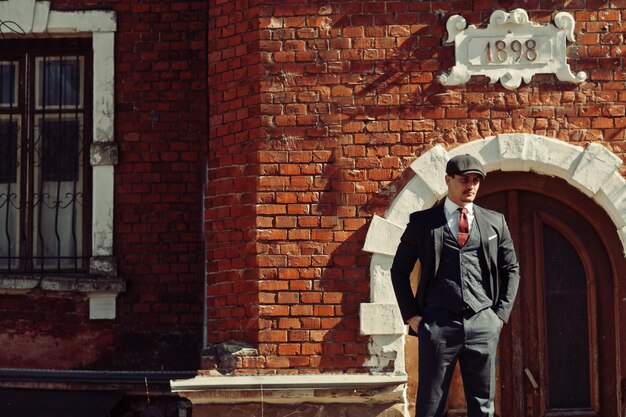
[0,39,93,274]
[0,1,122,312]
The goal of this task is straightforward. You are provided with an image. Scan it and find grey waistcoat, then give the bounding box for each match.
[426,220,492,313]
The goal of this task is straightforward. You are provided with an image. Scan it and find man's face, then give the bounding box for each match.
[445,173,482,206]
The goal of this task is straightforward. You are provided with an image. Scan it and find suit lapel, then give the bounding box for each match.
[433,204,446,274]
[473,205,491,268]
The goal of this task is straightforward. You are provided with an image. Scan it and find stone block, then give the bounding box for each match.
[360,303,404,335]
[192,402,407,417]
[363,216,404,256]
[409,145,448,197]
[495,133,533,172]
[385,177,441,226]
[522,135,582,179]
[571,142,622,196]
[595,172,626,229]
[369,254,396,303]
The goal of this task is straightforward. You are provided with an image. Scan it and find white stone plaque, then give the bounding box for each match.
[439,9,587,90]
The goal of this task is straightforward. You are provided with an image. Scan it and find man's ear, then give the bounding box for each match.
[445,175,451,185]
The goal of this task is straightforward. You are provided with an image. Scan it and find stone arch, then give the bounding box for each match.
[359,133,626,374]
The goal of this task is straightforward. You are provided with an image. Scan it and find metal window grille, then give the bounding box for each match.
[0,39,92,273]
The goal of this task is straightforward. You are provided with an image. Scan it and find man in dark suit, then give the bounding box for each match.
[391,154,520,417]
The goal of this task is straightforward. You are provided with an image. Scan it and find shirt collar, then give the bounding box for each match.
[444,197,474,216]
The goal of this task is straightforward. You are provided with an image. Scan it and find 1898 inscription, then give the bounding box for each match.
[486,39,537,63]
[467,36,549,66]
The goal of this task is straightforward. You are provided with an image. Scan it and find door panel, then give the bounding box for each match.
[542,222,591,409]
[468,172,618,417]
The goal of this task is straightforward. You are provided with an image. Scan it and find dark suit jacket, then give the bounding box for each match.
[391,202,520,331]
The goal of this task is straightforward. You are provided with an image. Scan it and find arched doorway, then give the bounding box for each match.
[405,172,622,417]
[360,135,626,417]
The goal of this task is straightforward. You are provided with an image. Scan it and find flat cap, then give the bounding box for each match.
[446,154,486,178]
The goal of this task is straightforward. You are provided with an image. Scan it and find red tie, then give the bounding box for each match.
[458,207,469,246]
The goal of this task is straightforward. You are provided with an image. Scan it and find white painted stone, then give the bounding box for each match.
[364,335,406,373]
[0,276,124,294]
[0,0,40,33]
[494,133,532,171]
[363,216,404,256]
[32,1,52,33]
[382,145,449,226]
[47,10,116,33]
[448,138,500,174]
[0,277,39,291]
[88,292,117,320]
[89,256,118,277]
[440,9,586,90]
[385,177,441,226]
[93,32,116,143]
[172,373,407,392]
[369,254,396,303]
[523,135,583,179]
[571,143,622,196]
[0,1,116,35]
[409,145,449,196]
[360,303,405,335]
[92,165,114,256]
[595,172,626,229]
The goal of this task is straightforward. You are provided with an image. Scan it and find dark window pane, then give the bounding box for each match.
[40,59,80,107]
[0,63,15,105]
[543,224,591,409]
[41,120,79,182]
[0,121,18,183]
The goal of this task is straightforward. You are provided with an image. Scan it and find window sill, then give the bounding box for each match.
[0,274,125,294]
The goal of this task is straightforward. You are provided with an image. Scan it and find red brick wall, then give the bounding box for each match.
[0,0,207,371]
[112,0,207,370]
[208,0,626,374]
[206,0,264,345]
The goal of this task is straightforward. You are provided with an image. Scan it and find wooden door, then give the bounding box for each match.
[473,172,619,417]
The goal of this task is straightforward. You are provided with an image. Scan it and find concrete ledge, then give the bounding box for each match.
[171,373,407,406]
[172,373,407,391]
[190,403,407,417]
[0,275,125,294]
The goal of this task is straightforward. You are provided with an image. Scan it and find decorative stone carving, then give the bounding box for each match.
[439,9,587,90]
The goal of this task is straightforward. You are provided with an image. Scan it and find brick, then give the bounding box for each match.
[277,292,300,304]
[260,305,290,316]
[291,305,313,316]
[279,318,301,329]
[278,344,301,355]
[301,343,323,355]
[259,330,287,342]
[288,330,310,342]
